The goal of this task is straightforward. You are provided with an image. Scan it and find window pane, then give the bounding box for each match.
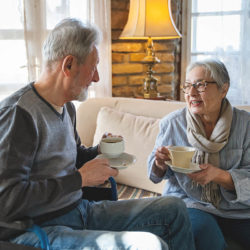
[192,0,242,12]
[0,40,28,83]
[192,15,240,52]
[46,0,88,29]
[0,0,23,29]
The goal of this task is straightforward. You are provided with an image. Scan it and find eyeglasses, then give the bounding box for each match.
[182,80,217,94]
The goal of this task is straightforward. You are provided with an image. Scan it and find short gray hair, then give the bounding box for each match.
[186,58,230,88]
[42,18,101,65]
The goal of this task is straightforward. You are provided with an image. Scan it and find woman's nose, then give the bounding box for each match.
[188,84,199,96]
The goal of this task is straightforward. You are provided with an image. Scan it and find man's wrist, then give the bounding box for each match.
[97,144,101,154]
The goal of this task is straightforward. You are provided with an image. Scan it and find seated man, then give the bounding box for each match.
[0,18,195,250]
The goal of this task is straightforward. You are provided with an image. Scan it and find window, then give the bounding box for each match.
[0,0,27,100]
[0,0,88,101]
[182,0,250,105]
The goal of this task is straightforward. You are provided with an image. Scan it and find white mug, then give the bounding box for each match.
[100,136,125,158]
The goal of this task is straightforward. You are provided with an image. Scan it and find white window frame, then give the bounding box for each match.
[181,0,250,104]
[180,0,192,101]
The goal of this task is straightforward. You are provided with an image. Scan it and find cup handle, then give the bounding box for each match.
[167,152,172,162]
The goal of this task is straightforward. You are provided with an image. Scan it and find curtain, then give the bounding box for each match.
[88,0,112,97]
[22,0,112,97]
[23,0,46,82]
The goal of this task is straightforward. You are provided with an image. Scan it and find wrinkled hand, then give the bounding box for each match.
[78,158,118,187]
[152,146,170,177]
[187,164,221,186]
[155,146,170,169]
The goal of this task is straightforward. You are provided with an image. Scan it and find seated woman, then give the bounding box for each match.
[148,58,250,250]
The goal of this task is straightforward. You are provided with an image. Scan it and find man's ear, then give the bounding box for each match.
[221,83,229,98]
[62,55,74,76]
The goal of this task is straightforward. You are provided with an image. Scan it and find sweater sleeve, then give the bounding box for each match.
[0,106,82,221]
[76,140,99,169]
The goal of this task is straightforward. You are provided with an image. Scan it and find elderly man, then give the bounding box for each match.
[0,18,194,250]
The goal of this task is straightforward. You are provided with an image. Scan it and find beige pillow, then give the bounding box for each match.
[93,107,166,193]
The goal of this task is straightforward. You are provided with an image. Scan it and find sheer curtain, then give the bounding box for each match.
[23,0,46,82]
[88,0,112,97]
[23,0,112,97]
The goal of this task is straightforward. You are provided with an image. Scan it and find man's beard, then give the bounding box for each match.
[77,88,88,102]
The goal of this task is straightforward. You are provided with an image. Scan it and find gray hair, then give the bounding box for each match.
[42,18,101,65]
[186,58,230,88]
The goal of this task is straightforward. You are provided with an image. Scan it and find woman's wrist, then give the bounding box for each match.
[215,169,235,191]
[152,161,168,178]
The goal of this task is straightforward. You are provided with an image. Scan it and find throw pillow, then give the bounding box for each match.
[93,106,166,193]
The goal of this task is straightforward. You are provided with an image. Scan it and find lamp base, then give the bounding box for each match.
[142,37,160,99]
[144,93,157,99]
[143,73,158,98]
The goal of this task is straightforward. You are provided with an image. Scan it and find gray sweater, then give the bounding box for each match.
[0,83,98,239]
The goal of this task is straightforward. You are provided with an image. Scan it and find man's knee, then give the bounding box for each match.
[118,231,169,250]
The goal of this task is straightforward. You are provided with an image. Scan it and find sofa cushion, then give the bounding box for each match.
[93,106,166,193]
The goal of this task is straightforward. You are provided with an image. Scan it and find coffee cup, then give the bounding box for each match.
[168,146,196,168]
[100,136,125,158]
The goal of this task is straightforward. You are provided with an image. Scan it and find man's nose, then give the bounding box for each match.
[92,69,99,82]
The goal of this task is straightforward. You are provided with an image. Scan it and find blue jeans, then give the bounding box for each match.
[188,208,250,250]
[10,197,195,250]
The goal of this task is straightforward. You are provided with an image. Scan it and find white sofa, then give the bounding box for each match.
[76,97,249,250]
[76,97,250,193]
[76,97,184,193]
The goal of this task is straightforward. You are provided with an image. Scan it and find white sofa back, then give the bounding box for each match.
[76,97,250,193]
[76,97,185,147]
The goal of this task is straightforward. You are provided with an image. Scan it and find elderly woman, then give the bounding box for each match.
[148,58,250,250]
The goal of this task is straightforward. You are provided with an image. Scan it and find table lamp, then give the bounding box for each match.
[120,0,182,99]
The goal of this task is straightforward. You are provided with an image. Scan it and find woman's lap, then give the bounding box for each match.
[188,208,250,250]
[188,208,226,250]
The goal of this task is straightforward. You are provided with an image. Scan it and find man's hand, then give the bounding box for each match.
[78,158,118,187]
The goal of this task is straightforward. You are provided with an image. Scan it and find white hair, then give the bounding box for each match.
[42,18,101,65]
[186,58,230,88]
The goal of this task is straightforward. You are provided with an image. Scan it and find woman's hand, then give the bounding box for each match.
[187,164,219,185]
[153,146,170,177]
[187,164,235,190]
